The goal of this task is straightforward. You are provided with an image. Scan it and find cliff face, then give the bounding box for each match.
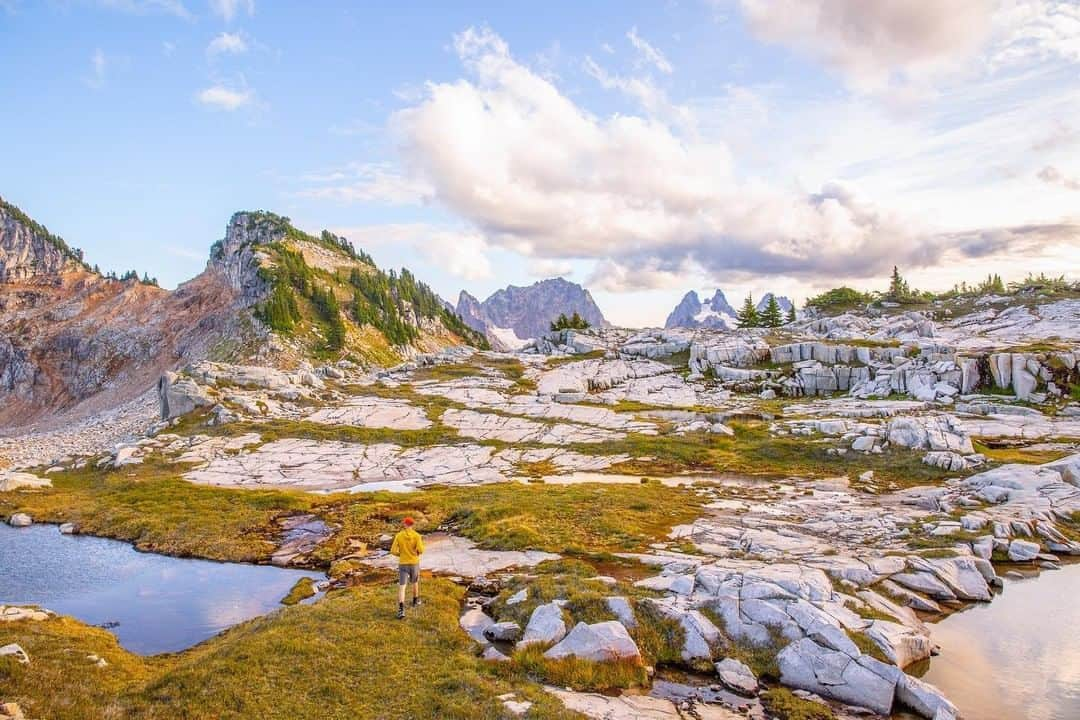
[457,278,608,342]
[0,202,83,282]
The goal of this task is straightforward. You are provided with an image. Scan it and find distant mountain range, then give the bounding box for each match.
[455,278,608,348]
[664,289,793,329]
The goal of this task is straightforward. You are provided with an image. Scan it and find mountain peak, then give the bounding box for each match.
[455,278,607,343]
[0,196,88,283]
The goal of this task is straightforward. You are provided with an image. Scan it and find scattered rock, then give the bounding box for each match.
[544,621,641,662]
[715,657,758,696]
[7,513,31,527]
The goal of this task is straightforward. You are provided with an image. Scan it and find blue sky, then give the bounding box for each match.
[2,1,1079,326]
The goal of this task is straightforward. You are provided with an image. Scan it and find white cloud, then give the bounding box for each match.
[196,84,252,110]
[737,0,994,90]
[86,49,107,88]
[527,258,575,278]
[1037,165,1080,190]
[417,230,493,281]
[388,26,1080,294]
[207,31,247,56]
[988,0,1080,68]
[393,28,969,289]
[627,26,674,74]
[162,41,176,56]
[333,223,492,281]
[209,0,253,22]
[296,162,432,205]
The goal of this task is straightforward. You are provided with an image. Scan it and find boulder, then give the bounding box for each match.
[777,637,897,715]
[158,372,213,420]
[896,673,958,719]
[0,643,29,664]
[483,621,522,643]
[519,602,568,647]
[543,621,641,663]
[58,522,76,534]
[481,646,510,662]
[459,607,495,644]
[1007,539,1040,562]
[0,472,51,492]
[715,657,758,696]
[605,597,636,629]
[7,513,31,527]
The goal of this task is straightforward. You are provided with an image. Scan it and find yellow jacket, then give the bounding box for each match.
[390,528,425,565]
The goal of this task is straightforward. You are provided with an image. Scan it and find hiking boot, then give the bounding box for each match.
[412,597,422,607]
[396,605,405,620]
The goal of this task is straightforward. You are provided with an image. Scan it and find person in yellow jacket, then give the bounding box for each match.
[390,517,425,619]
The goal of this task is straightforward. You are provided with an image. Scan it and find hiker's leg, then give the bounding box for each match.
[398,580,406,605]
[412,576,420,601]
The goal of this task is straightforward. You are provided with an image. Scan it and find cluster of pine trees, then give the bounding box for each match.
[735,294,796,328]
[91,265,159,286]
[550,312,590,331]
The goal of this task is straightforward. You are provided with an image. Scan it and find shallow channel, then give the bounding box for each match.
[0,523,323,655]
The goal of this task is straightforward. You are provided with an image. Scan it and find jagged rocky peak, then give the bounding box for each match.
[665,288,737,329]
[757,292,793,313]
[455,277,608,344]
[456,290,487,334]
[0,197,87,283]
[206,211,294,304]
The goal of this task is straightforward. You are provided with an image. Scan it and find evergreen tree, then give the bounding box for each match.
[887,266,910,301]
[735,294,759,328]
[760,295,783,327]
[786,304,797,324]
[550,313,570,331]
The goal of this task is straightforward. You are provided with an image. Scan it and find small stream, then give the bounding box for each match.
[0,524,322,655]
[900,563,1080,720]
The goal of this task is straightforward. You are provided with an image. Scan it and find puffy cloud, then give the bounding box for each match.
[1037,165,1080,190]
[209,0,253,22]
[393,28,992,290]
[196,84,252,110]
[207,31,247,56]
[627,26,673,74]
[737,0,994,89]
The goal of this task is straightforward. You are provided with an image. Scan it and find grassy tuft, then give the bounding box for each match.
[760,687,836,720]
[280,577,316,606]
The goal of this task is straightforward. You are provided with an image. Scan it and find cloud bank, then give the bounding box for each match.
[388,27,1077,292]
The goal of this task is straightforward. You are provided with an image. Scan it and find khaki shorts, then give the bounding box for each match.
[398,564,419,585]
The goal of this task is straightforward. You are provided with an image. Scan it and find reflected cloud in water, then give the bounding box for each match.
[0,524,321,654]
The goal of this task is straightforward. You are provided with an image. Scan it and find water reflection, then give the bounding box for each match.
[0,523,322,655]
[903,563,1080,720]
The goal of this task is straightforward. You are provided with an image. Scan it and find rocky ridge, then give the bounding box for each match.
[0,203,483,434]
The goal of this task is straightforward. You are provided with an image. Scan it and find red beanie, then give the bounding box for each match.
[403,517,415,526]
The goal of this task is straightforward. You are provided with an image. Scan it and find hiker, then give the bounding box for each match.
[390,516,425,619]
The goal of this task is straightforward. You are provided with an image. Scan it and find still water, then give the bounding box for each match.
[905,563,1080,720]
[0,523,322,655]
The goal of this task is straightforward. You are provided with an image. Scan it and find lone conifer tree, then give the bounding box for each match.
[760,295,783,327]
[735,294,758,328]
[785,304,797,324]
